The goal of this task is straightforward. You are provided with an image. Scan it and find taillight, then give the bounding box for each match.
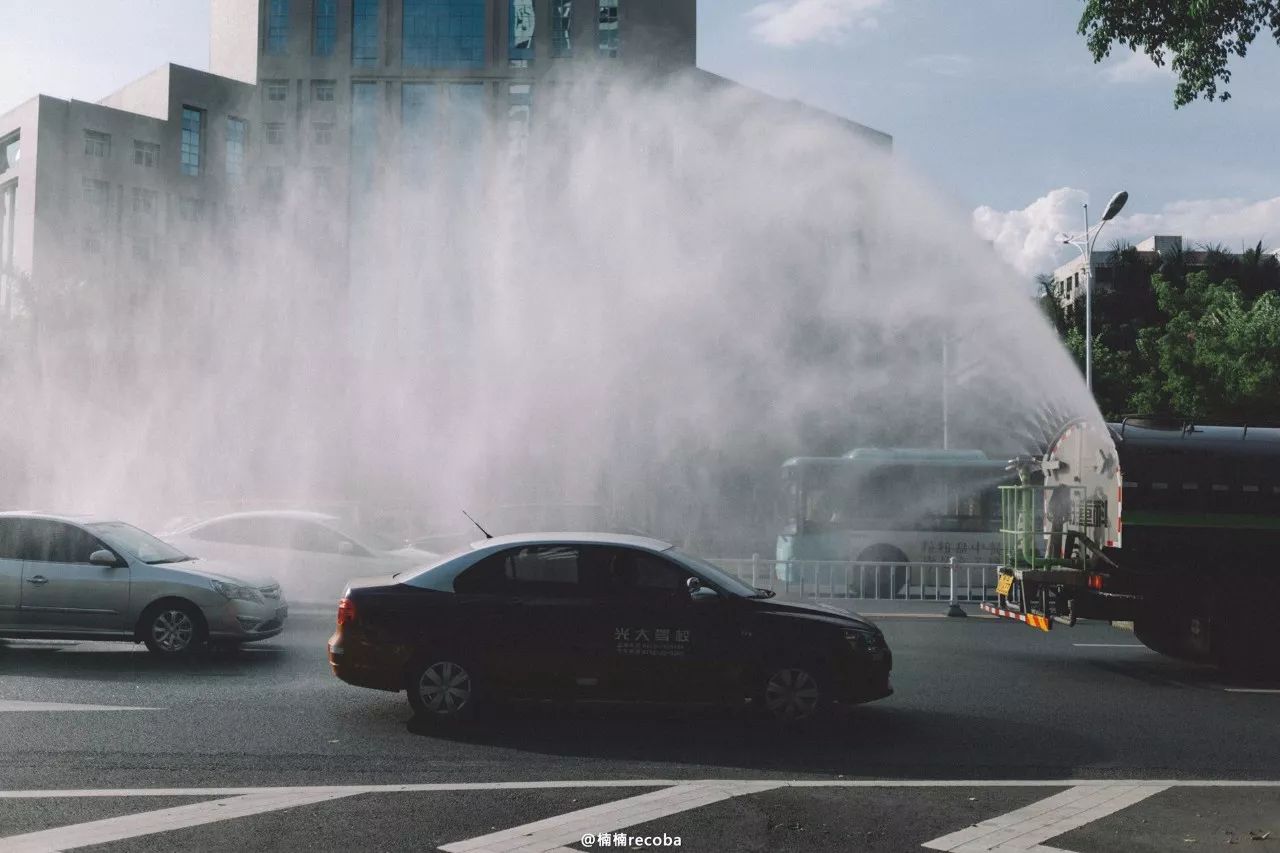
[1087,573,1104,591]
[336,597,356,627]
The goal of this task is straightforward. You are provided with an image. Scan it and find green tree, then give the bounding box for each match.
[1078,0,1280,106]
[1129,272,1280,420]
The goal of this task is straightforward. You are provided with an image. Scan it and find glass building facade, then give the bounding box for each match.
[266,0,289,55]
[551,1,573,57]
[313,0,337,56]
[352,0,380,67]
[510,0,535,65]
[403,0,488,69]
[226,117,248,177]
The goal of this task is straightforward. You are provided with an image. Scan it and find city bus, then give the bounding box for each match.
[776,448,1013,583]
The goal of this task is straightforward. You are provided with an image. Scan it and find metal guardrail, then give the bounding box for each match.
[708,556,1002,602]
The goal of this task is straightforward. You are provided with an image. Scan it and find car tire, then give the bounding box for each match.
[140,601,206,656]
[406,657,480,722]
[757,661,830,724]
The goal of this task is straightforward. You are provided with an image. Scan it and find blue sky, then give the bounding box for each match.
[2,0,1277,275]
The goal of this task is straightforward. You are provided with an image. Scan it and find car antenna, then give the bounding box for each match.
[462,510,492,539]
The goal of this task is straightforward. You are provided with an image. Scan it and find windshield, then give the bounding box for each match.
[664,548,759,598]
[88,521,191,564]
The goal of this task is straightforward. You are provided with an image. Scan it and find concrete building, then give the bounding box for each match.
[1,0,891,313]
[1052,235,1187,308]
[0,65,258,314]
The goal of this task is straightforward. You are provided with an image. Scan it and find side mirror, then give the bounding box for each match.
[337,541,357,557]
[685,576,702,594]
[89,549,119,567]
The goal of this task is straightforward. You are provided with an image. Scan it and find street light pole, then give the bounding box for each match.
[1083,203,1092,391]
[1060,190,1128,393]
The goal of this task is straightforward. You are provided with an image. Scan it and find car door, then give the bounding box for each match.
[0,519,23,630]
[590,547,740,702]
[17,519,130,634]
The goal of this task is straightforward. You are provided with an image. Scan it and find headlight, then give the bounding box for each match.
[845,628,883,651]
[211,580,263,603]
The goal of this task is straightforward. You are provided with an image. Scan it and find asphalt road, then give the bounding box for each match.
[2,603,1278,851]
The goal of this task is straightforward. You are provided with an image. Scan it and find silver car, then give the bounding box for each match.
[0,512,287,655]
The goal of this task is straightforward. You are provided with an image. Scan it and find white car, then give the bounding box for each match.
[0,512,286,655]
[163,510,438,604]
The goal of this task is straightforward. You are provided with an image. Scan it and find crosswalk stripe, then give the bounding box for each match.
[921,782,1169,852]
[0,700,163,712]
[0,790,357,853]
[439,781,780,853]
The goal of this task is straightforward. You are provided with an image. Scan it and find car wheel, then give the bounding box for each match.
[759,663,828,723]
[141,602,205,656]
[407,658,479,722]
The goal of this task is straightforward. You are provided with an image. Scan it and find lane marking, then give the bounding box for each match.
[1072,643,1146,648]
[922,782,1168,852]
[440,781,780,853]
[0,779,1277,799]
[1224,688,1280,694]
[0,789,355,853]
[0,700,163,712]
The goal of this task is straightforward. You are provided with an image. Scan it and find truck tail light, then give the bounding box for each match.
[1087,573,1104,591]
[336,597,356,627]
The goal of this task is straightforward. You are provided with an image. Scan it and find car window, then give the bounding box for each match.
[188,517,271,546]
[0,519,21,560]
[292,521,364,555]
[453,552,514,595]
[510,545,580,585]
[18,520,107,564]
[603,548,687,595]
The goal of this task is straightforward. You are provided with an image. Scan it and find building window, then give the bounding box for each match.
[266,0,289,54]
[133,140,160,168]
[180,107,203,176]
[403,0,487,69]
[84,130,111,158]
[178,197,205,223]
[131,187,158,217]
[312,122,334,145]
[1,181,17,284]
[81,177,110,210]
[510,0,535,65]
[81,232,103,255]
[266,80,289,102]
[226,117,248,177]
[262,166,285,201]
[313,0,336,55]
[312,80,337,102]
[0,132,18,175]
[352,0,379,67]
[551,1,573,57]
[131,235,152,263]
[266,122,285,145]
[597,0,618,56]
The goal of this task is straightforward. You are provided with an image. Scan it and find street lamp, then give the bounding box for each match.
[1059,190,1128,391]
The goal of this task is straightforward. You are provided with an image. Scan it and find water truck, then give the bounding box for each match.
[984,417,1280,671]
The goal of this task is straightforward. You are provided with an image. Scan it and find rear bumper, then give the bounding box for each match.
[328,630,406,692]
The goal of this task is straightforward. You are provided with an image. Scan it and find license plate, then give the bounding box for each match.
[995,574,1014,597]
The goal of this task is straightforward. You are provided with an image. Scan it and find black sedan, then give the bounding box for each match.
[328,532,892,723]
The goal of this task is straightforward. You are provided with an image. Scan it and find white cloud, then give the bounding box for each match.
[746,0,886,47]
[973,189,1280,277]
[1101,51,1174,84]
[972,187,1087,277]
[909,53,972,77]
